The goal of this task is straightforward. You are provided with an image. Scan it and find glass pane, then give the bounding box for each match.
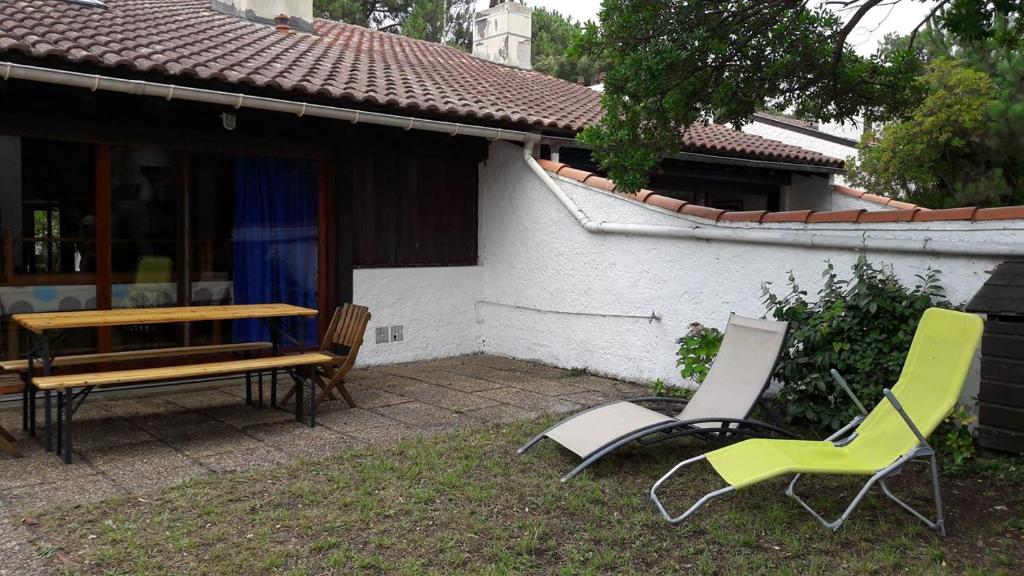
[187,153,236,345]
[0,136,97,361]
[110,146,181,349]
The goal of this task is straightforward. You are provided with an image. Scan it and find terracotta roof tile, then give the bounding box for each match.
[645,194,687,212]
[913,207,977,222]
[806,209,864,223]
[974,206,1024,221]
[582,174,616,192]
[719,210,767,223]
[0,0,844,168]
[857,209,920,223]
[762,210,814,223]
[679,204,726,221]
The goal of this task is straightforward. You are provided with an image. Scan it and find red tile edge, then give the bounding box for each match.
[974,206,1024,221]
[762,210,814,223]
[583,174,616,192]
[913,207,977,222]
[680,204,726,221]
[806,209,865,224]
[536,159,565,173]
[645,194,686,212]
[719,210,767,223]
[857,209,919,223]
[541,166,1024,224]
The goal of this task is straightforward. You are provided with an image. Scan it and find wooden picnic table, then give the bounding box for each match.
[12,303,323,464]
[13,303,317,333]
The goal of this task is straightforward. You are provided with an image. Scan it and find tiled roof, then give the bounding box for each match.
[0,0,842,168]
[540,159,1024,224]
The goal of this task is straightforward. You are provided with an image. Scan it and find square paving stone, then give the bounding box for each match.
[371,401,463,427]
[155,420,264,458]
[476,388,581,415]
[415,369,504,393]
[314,407,400,434]
[506,378,592,398]
[244,422,356,460]
[1,472,123,512]
[83,442,207,494]
[345,384,411,409]
[195,445,292,474]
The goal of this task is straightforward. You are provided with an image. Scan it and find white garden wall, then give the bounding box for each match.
[354,141,1024,405]
[353,267,482,365]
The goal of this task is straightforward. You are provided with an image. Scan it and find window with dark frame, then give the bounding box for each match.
[351,153,478,268]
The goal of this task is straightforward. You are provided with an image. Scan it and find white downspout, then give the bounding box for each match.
[521,143,1024,257]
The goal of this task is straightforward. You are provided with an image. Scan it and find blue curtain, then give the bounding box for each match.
[232,156,318,345]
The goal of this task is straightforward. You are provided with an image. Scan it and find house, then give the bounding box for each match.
[1,0,1023,393]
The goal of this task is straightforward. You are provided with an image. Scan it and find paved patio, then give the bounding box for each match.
[0,354,643,575]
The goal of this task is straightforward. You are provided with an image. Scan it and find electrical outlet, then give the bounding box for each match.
[375,326,389,344]
[390,325,404,342]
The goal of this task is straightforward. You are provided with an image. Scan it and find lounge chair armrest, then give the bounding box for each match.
[826,416,865,443]
[881,388,929,446]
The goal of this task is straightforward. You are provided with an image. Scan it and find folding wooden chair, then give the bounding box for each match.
[281,303,371,408]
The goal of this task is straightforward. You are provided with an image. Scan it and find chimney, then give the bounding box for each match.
[473,0,532,70]
[212,0,314,33]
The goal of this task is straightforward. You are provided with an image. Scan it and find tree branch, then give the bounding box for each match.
[908,0,953,50]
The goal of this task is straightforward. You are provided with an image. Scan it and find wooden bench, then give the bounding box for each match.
[37,352,332,464]
[0,341,272,373]
[1,342,274,450]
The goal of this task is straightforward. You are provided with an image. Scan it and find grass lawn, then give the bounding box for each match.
[36,419,1024,575]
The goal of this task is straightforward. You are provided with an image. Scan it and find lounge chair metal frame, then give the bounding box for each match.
[519,396,797,482]
[651,375,949,534]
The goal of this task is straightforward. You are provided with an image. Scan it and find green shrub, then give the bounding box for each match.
[648,377,693,400]
[933,405,977,474]
[762,254,951,432]
[676,322,724,384]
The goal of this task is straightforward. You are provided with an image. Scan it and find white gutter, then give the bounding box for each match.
[0,62,543,144]
[522,143,1024,257]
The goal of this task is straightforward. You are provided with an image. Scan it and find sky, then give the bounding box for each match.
[475,1,937,56]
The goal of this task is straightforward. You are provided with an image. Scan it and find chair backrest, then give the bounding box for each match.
[321,303,372,356]
[678,314,789,423]
[848,308,983,467]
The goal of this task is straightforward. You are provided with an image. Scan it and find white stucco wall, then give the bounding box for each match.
[474,142,1022,402]
[353,141,1024,406]
[352,267,482,365]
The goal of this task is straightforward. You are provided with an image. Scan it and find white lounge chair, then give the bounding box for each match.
[519,314,794,481]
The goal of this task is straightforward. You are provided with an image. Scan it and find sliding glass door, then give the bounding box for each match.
[0,136,323,362]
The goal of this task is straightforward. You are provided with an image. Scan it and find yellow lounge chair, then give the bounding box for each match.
[650,308,983,535]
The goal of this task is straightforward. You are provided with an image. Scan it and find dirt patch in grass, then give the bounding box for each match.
[32,420,1024,575]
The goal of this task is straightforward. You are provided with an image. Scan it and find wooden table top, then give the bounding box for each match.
[13,303,318,334]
